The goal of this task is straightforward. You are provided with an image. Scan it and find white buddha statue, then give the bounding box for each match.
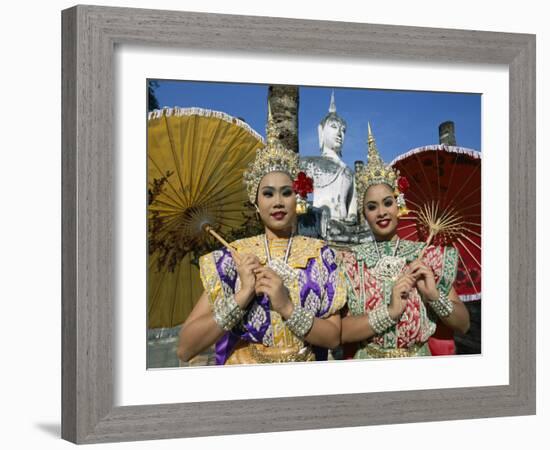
[301,91,357,222]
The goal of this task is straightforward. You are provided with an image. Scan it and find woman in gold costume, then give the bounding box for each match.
[177,143,346,365]
[340,129,470,359]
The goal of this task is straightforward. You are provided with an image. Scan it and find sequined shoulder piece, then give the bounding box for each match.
[422,244,459,296]
[287,236,325,268]
[198,247,233,307]
[350,242,377,267]
[399,240,426,261]
[197,236,267,305]
[336,249,358,271]
[230,235,268,264]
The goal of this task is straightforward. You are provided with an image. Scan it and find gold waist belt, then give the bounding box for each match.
[362,343,428,359]
[225,342,315,365]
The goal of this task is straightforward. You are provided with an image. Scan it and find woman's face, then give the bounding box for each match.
[256,171,297,236]
[363,183,399,241]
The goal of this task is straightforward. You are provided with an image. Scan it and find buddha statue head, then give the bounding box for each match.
[318,90,347,157]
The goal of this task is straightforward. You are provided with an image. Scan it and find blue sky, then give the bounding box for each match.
[151,80,481,167]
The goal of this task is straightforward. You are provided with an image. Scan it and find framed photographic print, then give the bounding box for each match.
[145,81,482,369]
[62,4,535,444]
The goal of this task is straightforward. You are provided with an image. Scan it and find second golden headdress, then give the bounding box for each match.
[355,123,409,220]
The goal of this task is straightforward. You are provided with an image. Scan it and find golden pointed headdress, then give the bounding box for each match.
[356,123,409,218]
[243,101,300,204]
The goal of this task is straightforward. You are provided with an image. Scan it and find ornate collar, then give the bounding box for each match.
[352,239,425,268]
[231,234,325,268]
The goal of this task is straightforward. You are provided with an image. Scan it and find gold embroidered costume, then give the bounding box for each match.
[199,235,346,364]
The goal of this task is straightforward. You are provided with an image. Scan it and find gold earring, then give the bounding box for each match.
[295,196,308,215]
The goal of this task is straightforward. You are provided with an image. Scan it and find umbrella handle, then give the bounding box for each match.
[203,225,238,253]
[418,229,436,259]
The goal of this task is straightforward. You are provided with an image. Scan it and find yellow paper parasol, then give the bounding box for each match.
[147,107,265,329]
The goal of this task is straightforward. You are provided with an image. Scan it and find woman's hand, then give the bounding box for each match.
[232,252,261,301]
[388,273,416,321]
[253,266,294,319]
[408,260,439,302]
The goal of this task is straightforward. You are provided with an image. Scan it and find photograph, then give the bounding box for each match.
[146,81,481,368]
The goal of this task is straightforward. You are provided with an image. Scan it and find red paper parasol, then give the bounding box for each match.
[390,145,481,302]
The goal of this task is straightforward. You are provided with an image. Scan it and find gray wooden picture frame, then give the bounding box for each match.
[61,4,536,444]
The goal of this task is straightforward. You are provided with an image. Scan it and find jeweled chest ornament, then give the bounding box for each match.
[371,238,406,282]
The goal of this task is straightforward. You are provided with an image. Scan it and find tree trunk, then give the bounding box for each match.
[267,85,299,153]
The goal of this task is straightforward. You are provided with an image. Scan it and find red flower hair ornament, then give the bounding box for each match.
[293,171,314,215]
[395,176,410,217]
